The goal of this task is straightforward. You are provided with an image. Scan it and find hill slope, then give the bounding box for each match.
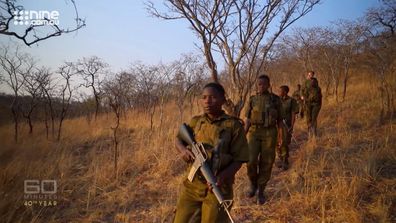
[0,79,395,223]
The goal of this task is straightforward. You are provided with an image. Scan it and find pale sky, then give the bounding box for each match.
[0,0,381,93]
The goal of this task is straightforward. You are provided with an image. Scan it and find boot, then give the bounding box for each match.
[257,187,266,205]
[246,182,257,198]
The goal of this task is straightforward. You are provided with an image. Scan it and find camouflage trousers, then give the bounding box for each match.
[246,125,278,190]
[305,102,321,136]
[277,124,291,160]
[174,178,233,223]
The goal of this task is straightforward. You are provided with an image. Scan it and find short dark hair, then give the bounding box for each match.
[258,74,270,83]
[203,82,226,97]
[280,85,289,93]
[309,70,315,75]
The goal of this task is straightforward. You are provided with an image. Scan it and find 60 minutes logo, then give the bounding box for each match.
[24,180,57,194]
[24,180,58,207]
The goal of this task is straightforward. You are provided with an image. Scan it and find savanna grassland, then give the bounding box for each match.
[0,74,395,223]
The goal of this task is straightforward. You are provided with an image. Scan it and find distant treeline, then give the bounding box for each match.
[0,93,96,126]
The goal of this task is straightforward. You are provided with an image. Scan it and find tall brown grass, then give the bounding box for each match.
[0,76,395,223]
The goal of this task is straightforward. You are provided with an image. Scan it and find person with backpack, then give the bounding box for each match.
[292,84,304,119]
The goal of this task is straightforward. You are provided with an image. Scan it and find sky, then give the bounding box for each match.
[0,0,382,93]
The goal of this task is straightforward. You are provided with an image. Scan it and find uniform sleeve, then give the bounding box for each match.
[229,120,249,163]
[291,98,299,114]
[244,97,253,119]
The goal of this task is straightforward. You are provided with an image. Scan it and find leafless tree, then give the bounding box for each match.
[147,0,320,116]
[21,66,50,134]
[156,63,173,129]
[75,56,108,120]
[131,62,160,130]
[56,62,76,141]
[170,54,206,122]
[0,0,85,46]
[312,26,346,102]
[38,67,56,139]
[366,0,396,35]
[363,1,396,121]
[0,45,34,142]
[282,27,319,77]
[102,72,132,179]
[333,20,365,101]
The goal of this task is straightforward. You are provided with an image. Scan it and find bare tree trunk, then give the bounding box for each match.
[57,116,64,141]
[94,88,100,120]
[27,115,33,134]
[23,107,35,134]
[342,77,348,101]
[44,105,49,139]
[342,58,349,101]
[149,105,156,131]
[112,112,120,180]
[159,96,165,130]
[379,84,385,123]
[11,106,19,143]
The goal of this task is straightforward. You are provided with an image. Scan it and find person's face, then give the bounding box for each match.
[257,78,270,94]
[279,88,287,97]
[307,72,314,79]
[201,87,225,115]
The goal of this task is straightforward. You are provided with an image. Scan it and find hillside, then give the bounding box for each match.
[0,76,395,223]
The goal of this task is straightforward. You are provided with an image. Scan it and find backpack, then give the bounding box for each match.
[308,86,322,104]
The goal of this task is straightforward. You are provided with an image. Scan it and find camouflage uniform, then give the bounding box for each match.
[174,111,249,223]
[292,88,303,119]
[302,78,322,136]
[245,91,281,195]
[278,95,299,166]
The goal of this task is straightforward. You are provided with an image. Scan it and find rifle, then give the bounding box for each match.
[178,124,235,223]
[282,119,298,144]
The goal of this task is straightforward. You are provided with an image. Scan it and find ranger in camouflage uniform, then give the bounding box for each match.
[277,85,299,170]
[302,71,322,137]
[244,75,282,205]
[292,84,304,119]
[174,83,249,223]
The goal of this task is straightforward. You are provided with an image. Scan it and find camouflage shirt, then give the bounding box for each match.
[280,95,299,126]
[245,91,282,127]
[186,111,249,172]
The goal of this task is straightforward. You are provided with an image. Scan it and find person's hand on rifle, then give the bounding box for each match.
[175,138,194,163]
[181,149,194,163]
[206,170,231,190]
[207,162,242,190]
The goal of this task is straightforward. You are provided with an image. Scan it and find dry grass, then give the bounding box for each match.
[0,77,395,223]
